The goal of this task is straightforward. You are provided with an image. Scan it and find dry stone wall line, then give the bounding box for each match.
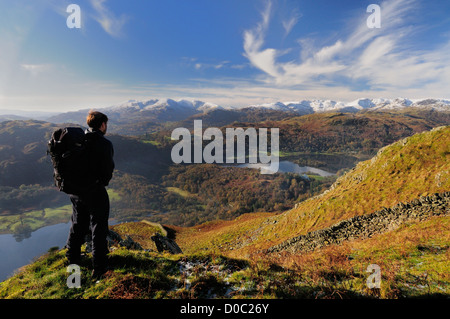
[267,192,450,254]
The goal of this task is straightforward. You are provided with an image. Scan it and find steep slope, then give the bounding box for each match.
[174,126,450,256]
[1,211,448,299]
[267,125,449,241]
[1,209,447,299]
[1,127,448,299]
[267,192,449,254]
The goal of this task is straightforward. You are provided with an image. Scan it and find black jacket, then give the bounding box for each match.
[85,129,115,187]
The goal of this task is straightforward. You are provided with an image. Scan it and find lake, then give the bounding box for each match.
[0,161,334,283]
[0,218,123,282]
[0,222,71,282]
[237,160,335,177]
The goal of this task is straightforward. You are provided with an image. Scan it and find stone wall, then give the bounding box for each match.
[267,192,450,254]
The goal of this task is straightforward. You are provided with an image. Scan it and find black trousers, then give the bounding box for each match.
[65,185,110,271]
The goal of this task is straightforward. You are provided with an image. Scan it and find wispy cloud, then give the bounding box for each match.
[20,64,52,76]
[90,0,128,37]
[184,58,242,72]
[242,0,450,97]
[282,11,301,37]
[243,0,281,78]
[194,60,231,70]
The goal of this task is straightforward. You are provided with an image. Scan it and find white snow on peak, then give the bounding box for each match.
[108,98,222,113]
[106,97,450,114]
[247,97,450,112]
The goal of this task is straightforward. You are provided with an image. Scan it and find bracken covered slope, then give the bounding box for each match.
[174,126,450,256]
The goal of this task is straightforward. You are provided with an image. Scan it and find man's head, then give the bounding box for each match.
[87,111,108,134]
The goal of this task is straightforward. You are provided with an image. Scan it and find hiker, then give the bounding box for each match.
[65,111,115,279]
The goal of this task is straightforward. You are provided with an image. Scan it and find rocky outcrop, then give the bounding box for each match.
[85,224,182,254]
[151,233,183,254]
[85,229,144,252]
[267,192,450,254]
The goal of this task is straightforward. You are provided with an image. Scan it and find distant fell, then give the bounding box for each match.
[44,97,450,136]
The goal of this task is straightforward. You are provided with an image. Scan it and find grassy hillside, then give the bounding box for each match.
[0,123,448,299]
[266,125,449,244]
[0,215,447,299]
[172,126,450,256]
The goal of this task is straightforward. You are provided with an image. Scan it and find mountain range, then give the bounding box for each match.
[46,98,222,126]
[249,97,450,113]
[2,98,449,127]
[44,97,450,128]
[84,97,450,113]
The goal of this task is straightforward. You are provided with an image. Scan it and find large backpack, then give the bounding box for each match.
[47,127,90,195]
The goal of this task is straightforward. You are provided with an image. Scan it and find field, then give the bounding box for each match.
[0,189,121,236]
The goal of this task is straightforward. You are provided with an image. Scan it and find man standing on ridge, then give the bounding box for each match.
[65,111,115,280]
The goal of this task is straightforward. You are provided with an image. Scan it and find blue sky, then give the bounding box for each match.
[1,0,450,112]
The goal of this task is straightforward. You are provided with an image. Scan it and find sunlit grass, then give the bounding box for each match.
[165,187,195,198]
[0,205,72,235]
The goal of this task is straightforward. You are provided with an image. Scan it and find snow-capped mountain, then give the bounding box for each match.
[46,97,449,129]
[47,98,223,125]
[247,98,450,113]
[109,98,221,113]
[66,96,450,117]
[107,98,224,121]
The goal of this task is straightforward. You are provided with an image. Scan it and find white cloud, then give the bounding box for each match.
[4,0,450,112]
[90,0,128,37]
[186,58,238,71]
[282,12,301,37]
[242,0,450,99]
[20,64,52,76]
[214,61,230,69]
[243,1,281,79]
